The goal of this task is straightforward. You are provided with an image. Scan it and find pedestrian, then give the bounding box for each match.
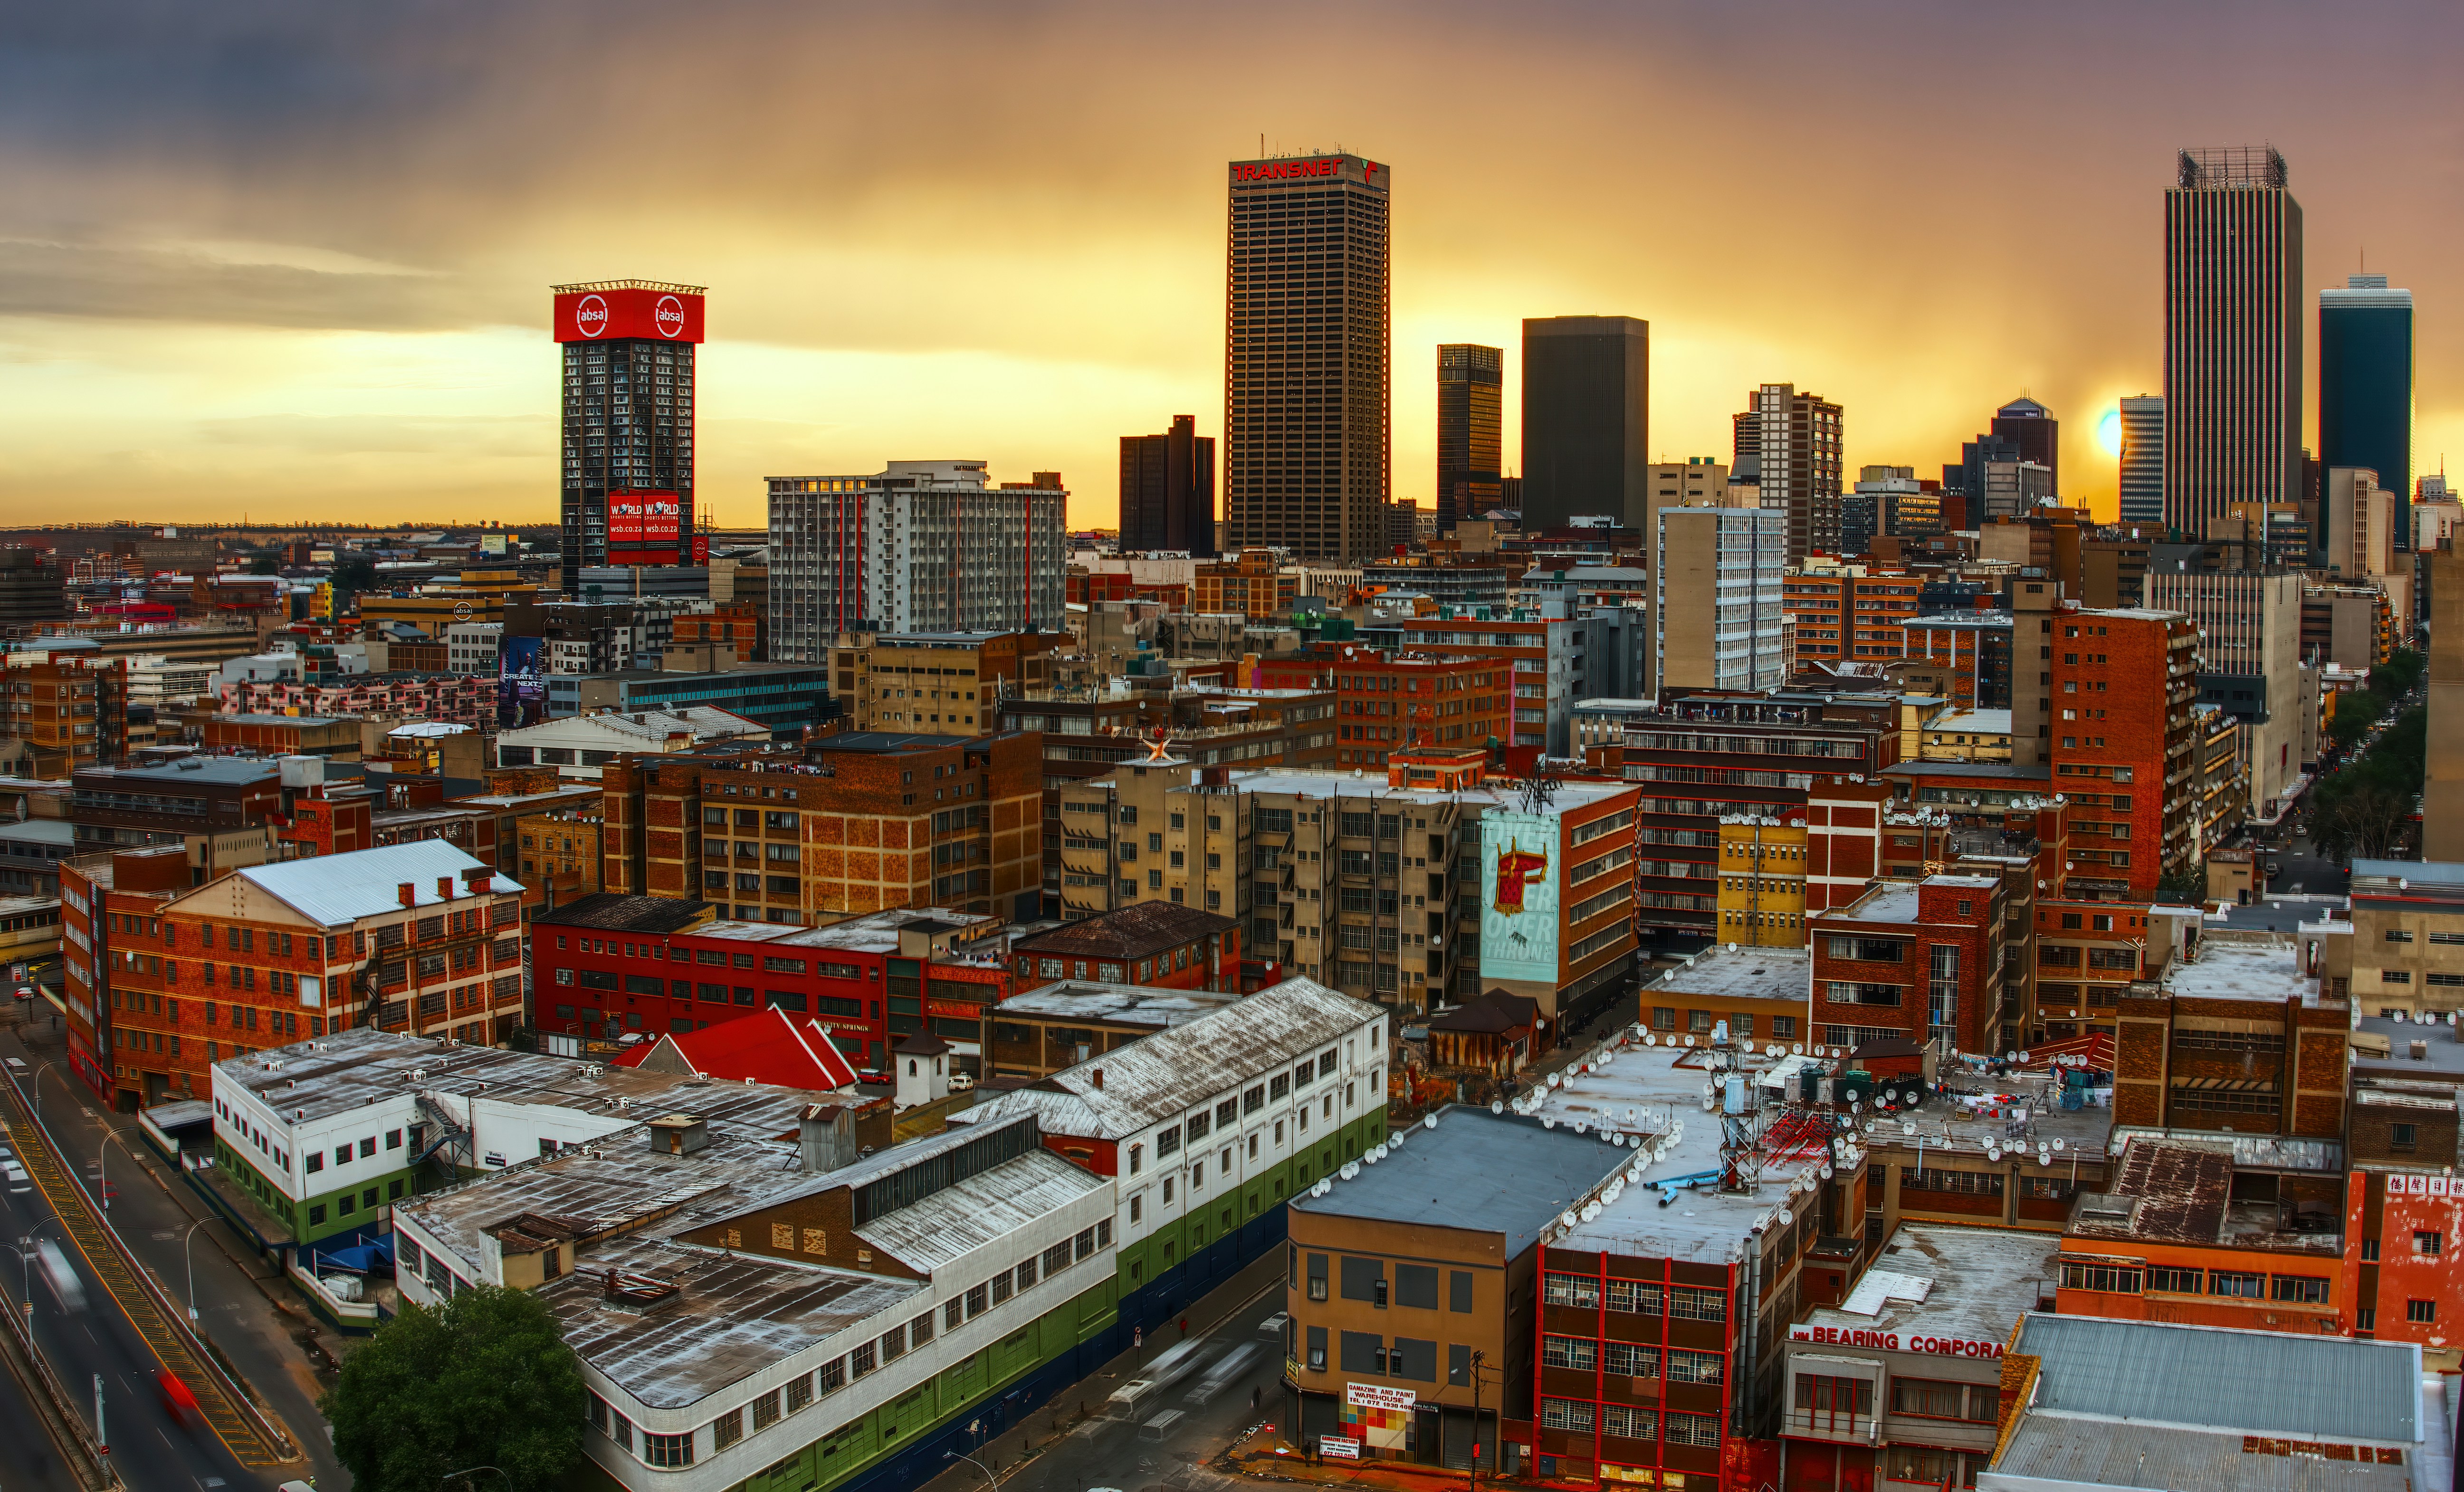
[1133,1324,1143,1350]
[1251,1385,1261,1411]
[1179,1315,1189,1339]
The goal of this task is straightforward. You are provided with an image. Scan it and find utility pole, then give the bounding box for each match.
[1469,1348,1486,1492]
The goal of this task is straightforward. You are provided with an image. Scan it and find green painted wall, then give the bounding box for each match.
[734,1272,1117,1492]
[1113,1108,1385,1297]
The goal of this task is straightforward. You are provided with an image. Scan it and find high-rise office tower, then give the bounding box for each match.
[1118,416,1216,555]
[1740,384,1843,562]
[1520,316,1650,531]
[1990,397,2059,494]
[1435,344,1503,533]
[2118,395,2165,527]
[2321,272,2415,550]
[1223,153,1391,560]
[552,280,706,590]
[1656,507,1786,693]
[2164,147,2303,543]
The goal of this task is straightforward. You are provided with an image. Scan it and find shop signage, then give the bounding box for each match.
[1320,1437,1360,1460]
[1346,1383,1417,1411]
[1789,1323,2004,1359]
[2388,1174,2461,1196]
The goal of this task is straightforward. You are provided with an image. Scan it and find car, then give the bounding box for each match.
[946,1072,975,1092]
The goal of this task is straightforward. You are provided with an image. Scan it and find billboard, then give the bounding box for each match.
[552,287,705,344]
[609,495,682,544]
[497,634,546,729]
[1479,808,1562,985]
[479,533,506,557]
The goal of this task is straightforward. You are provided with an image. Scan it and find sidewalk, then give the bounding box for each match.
[1219,1426,1539,1492]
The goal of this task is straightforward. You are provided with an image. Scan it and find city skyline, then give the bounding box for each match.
[2,3,2460,529]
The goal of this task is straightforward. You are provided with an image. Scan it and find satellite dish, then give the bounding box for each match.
[2017,1050,2032,1064]
[1681,1035,1695,1048]
[1491,1100,1505,1115]
[1645,1033,1658,1046]
[1542,1117,1556,1129]
[1792,1043,1804,1056]
[1561,1210,1577,1229]
[2004,1050,2019,1062]
[1423,1113,1437,1130]
[2051,1138,2065,1151]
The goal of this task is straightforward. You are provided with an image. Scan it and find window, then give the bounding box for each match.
[2409,1299,2437,1324]
[2207,1270,2264,1299]
[1891,1377,1992,1420]
[1602,1341,1658,1378]
[1669,1286,1726,1321]
[1795,1375,1872,1433]
[2146,1265,2203,1294]
[1543,1272,1600,1310]
[1605,1279,1661,1315]
[1541,1335,1597,1371]
[1540,1399,1594,1433]
[1667,1349,1724,1386]
[2059,1261,2141,1293]
[1601,1404,1656,1441]
[1664,1412,1720,1448]
[641,1431,694,1468]
[2271,1275,2330,1304]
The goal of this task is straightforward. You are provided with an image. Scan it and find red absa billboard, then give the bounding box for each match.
[553,288,706,344]
[609,495,683,545]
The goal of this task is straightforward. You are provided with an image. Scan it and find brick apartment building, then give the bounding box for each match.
[1782,564,1922,666]
[1007,901,1244,994]
[600,732,1044,924]
[2342,1014,2464,1345]
[1623,692,1904,947]
[2045,603,2201,900]
[1327,650,1510,771]
[1809,874,2008,1057]
[2113,932,2348,1141]
[0,651,128,776]
[836,630,1062,734]
[63,841,522,1107]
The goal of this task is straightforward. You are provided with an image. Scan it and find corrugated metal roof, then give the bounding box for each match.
[960,976,1382,1139]
[229,841,521,926]
[856,1150,1103,1271]
[1992,1416,2412,1491]
[2012,1313,2419,1444]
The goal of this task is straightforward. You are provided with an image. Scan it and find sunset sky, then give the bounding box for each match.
[1,1,2457,531]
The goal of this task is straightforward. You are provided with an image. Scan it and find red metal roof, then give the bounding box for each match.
[610,1007,861,1090]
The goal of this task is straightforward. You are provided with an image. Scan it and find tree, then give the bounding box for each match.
[2155,863,2207,908]
[2371,647,2426,701]
[324,1284,585,1492]
[2327,691,2387,752]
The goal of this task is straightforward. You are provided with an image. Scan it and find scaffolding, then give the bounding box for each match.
[2177,145,2287,191]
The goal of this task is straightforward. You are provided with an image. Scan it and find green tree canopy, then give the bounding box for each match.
[2309,706,2425,865]
[2371,648,2426,701]
[2327,690,2388,751]
[324,1284,586,1492]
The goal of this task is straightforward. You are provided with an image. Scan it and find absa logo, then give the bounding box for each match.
[655,295,686,337]
[574,294,610,338]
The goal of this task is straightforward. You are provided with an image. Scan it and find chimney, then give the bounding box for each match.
[1092,1067,1104,1090]
[463,867,489,894]
[798,1104,858,1176]
[398,882,416,908]
[437,876,454,900]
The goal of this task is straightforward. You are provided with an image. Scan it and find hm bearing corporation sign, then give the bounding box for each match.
[1789,1324,2006,1360]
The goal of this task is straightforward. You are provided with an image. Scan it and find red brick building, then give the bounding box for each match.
[1327,650,1508,770]
[2046,604,2200,900]
[600,733,1046,924]
[1809,873,2006,1057]
[1008,901,1242,993]
[531,895,1017,1077]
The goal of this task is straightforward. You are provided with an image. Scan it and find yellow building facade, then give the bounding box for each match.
[1715,815,1807,946]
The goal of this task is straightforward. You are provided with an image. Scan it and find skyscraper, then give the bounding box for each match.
[1118,416,1216,555]
[1223,153,1391,560]
[2164,147,2303,543]
[1990,396,2060,494]
[1741,383,1843,562]
[2118,395,2164,527]
[2320,272,2415,549]
[1434,344,1502,533]
[1520,316,1650,531]
[552,280,706,590]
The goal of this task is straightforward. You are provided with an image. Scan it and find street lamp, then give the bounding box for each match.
[181,1219,210,1324]
[96,1129,137,1214]
[30,1058,60,1124]
[943,1446,999,1492]
[440,1466,514,1492]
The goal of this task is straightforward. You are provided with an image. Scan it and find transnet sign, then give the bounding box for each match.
[1230,156,1384,187]
[552,288,706,344]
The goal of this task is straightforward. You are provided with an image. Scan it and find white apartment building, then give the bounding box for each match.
[766,461,1067,662]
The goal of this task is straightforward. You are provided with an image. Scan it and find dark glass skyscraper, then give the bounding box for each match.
[1223,154,1391,560]
[1118,415,1217,555]
[1990,396,2059,494]
[552,280,706,589]
[2118,395,2165,528]
[2320,272,2415,547]
[1520,316,1650,531]
[1435,344,1502,533]
[2164,147,2302,542]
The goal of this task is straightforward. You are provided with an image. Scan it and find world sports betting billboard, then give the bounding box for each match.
[1479,808,1561,985]
[551,287,706,344]
[608,495,682,545]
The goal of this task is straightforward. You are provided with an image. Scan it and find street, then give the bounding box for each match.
[908,1263,1288,1492]
[0,1007,345,1492]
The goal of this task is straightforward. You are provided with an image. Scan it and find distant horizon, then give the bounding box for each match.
[0,3,2454,530]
